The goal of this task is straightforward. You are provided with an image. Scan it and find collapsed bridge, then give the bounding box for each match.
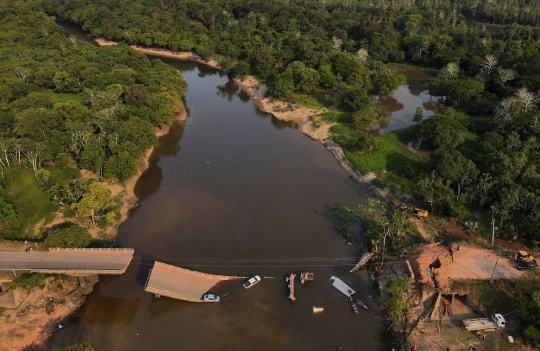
[144,261,245,302]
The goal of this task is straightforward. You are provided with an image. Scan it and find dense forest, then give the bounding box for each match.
[0,6,186,238]
[27,1,540,340]
[1,0,540,347]
[37,0,540,246]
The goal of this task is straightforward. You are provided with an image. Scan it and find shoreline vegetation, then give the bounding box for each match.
[95,38,334,142]
[94,38,384,198]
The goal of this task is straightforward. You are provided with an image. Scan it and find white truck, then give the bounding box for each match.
[463,314,506,331]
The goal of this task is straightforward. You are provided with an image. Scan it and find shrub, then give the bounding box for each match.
[11,273,48,290]
[44,225,91,248]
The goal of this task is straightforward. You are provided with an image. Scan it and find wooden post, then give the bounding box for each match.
[287,274,296,301]
[490,251,500,283]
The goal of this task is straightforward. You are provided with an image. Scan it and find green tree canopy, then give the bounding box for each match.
[44,225,91,248]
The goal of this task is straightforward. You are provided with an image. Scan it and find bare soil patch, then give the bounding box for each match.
[0,276,85,351]
[413,244,522,292]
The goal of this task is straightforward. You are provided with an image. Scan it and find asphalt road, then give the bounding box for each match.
[0,248,134,274]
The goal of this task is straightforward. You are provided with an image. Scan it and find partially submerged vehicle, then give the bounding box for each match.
[51,323,66,333]
[202,293,220,302]
[243,275,261,289]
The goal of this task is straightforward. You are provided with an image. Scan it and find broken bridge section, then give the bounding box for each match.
[144,261,245,302]
[0,248,134,275]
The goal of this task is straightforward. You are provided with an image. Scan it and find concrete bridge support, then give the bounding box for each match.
[77,275,99,295]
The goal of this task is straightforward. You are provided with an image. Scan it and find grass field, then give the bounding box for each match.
[334,126,428,193]
[4,168,57,237]
[2,166,80,238]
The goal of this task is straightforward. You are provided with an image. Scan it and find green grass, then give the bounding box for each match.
[291,90,333,110]
[4,168,58,237]
[319,111,352,124]
[48,166,81,183]
[334,126,428,193]
[330,124,356,136]
[42,90,84,104]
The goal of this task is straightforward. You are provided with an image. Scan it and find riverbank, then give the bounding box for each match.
[0,109,188,351]
[39,108,188,240]
[95,38,333,142]
[93,39,389,197]
[0,276,85,351]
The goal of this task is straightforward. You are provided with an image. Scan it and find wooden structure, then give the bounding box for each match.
[286,273,296,301]
[144,261,244,302]
[350,252,374,273]
[0,248,134,275]
[300,272,314,284]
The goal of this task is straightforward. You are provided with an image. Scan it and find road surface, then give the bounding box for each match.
[0,248,134,274]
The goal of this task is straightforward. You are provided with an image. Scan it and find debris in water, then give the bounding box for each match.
[312,307,324,314]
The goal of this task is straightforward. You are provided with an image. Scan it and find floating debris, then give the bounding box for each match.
[312,307,324,314]
[300,272,314,284]
[330,276,355,297]
[286,273,296,301]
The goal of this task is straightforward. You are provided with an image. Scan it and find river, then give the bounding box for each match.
[43,47,395,349]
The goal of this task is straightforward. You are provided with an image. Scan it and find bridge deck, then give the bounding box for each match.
[144,261,244,302]
[0,248,134,274]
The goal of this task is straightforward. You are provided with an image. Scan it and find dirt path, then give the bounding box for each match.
[0,276,85,351]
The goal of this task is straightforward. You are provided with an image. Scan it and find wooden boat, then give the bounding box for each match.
[349,295,359,314]
[356,299,369,310]
[51,323,66,333]
[349,252,375,273]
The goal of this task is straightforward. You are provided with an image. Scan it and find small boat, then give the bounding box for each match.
[51,323,66,333]
[349,252,375,273]
[356,299,369,310]
[349,295,359,314]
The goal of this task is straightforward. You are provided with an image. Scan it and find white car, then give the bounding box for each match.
[243,275,261,289]
[202,293,220,302]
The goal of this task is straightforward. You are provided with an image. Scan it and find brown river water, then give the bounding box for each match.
[43,57,395,350]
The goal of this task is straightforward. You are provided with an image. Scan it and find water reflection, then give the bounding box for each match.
[55,20,99,47]
[133,121,186,205]
[270,116,296,130]
[216,80,241,101]
[374,68,444,134]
